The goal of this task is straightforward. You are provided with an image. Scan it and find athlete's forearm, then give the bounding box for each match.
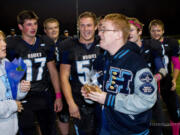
[50,71,61,93]
[61,78,75,106]
[173,69,180,82]
[47,61,61,93]
[60,64,76,106]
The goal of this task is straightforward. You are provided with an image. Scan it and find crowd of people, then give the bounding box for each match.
[0,9,180,135]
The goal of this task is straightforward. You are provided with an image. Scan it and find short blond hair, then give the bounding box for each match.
[104,13,130,42]
[43,18,59,29]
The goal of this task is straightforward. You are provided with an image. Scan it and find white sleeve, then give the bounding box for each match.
[114,68,157,115]
[16,84,28,100]
[0,100,17,119]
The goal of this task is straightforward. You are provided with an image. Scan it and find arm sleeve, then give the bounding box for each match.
[170,39,180,57]
[172,56,180,70]
[59,40,72,64]
[0,100,17,119]
[154,55,165,71]
[110,68,157,115]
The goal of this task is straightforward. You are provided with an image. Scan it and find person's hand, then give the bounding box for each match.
[81,86,89,98]
[171,79,176,91]
[16,101,23,112]
[154,73,162,82]
[20,80,31,92]
[69,102,81,119]
[85,91,107,105]
[54,98,63,112]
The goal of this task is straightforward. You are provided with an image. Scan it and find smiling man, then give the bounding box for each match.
[60,11,102,135]
[43,18,70,135]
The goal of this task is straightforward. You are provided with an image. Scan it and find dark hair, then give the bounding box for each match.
[17,10,39,25]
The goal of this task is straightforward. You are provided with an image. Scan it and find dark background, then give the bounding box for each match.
[0,0,179,37]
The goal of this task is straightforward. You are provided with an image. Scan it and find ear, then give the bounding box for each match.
[18,24,23,31]
[162,29,164,35]
[138,30,142,36]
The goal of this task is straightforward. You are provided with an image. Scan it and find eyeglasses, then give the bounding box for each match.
[98,29,119,33]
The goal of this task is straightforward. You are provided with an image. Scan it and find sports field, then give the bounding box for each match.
[176,75,180,94]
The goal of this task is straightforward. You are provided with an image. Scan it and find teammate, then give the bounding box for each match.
[6,10,62,135]
[149,19,180,135]
[43,18,70,135]
[128,17,167,135]
[82,13,157,135]
[60,11,102,135]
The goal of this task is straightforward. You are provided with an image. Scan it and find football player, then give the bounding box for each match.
[60,11,102,135]
[6,10,62,135]
[128,17,167,135]
[149,19,180,135]
[43,18,70,135]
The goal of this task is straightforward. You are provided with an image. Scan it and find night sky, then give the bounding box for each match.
[0,0,179,37]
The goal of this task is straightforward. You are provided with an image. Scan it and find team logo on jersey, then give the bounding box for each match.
[40,43,45,47]
[139,72,153,83]
[140,83,154,95]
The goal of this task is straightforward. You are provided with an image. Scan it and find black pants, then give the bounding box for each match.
[150,93,165,135]
[72,104,97,135]
[18,90,57,135]
[160,75,180,122]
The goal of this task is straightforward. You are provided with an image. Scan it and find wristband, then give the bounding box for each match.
[56,92,62,99]
[154,73,161,81]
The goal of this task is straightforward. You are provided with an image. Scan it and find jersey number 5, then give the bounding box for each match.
[76,60,91,84]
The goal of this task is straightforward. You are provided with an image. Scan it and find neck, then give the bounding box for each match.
[79,37,94,45]
[22,35,36,45]
[108,40,125,55]
[136,38,142,47]
[53,37,58,43]
[159,36,164,42]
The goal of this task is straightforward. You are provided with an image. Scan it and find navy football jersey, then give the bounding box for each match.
[53,37,65,70]
[140,39,163,73]
[60,37,102,105]
[161,37,180,74]
[6,35,55,92]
